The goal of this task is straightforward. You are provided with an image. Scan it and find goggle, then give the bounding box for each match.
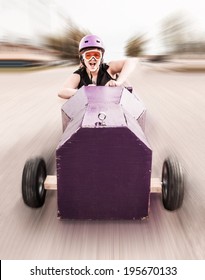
[82,50,102,61]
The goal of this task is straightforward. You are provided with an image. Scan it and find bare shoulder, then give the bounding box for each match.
[107,60,125,74]
[108,57,138,75]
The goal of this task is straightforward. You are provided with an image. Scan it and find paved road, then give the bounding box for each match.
[0,63,205,259]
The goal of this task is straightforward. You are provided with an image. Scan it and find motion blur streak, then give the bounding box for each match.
[0,61,205,259]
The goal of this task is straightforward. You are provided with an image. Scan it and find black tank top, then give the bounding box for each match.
[73,63,116,89]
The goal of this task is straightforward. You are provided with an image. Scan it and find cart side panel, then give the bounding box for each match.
[120,87,146,131]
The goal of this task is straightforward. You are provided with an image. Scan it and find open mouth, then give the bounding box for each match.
[89,61,97,68]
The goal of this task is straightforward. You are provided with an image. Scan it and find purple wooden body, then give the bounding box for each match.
[56,86,152,220]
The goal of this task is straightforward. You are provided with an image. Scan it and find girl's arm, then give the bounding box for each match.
[58,73,80,99]
[107,57,138,86]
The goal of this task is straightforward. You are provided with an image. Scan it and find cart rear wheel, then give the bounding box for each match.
[161,157,184,211]
[22,157,47,208]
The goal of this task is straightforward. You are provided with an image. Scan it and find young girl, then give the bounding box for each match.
[58,34,137,99]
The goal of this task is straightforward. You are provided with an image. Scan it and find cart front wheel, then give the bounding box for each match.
[22,157,47,208]
[161,157,184,211]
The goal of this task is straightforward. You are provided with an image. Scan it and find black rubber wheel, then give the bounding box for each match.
[161,157,184,211]
[22,157,47,208]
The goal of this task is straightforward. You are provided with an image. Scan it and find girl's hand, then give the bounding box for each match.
[105,80,122,87]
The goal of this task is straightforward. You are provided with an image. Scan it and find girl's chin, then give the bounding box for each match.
[87,65,99,72]
[89,68,98,72]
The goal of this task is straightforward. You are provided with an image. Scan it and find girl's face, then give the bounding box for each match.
[82,48,102,72]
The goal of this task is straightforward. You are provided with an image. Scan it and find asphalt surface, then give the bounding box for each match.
[0,62,205,259]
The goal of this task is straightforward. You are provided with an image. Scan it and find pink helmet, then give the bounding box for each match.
[79,34,105,52]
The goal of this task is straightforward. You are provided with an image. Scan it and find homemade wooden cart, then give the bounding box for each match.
[22,86,184,219]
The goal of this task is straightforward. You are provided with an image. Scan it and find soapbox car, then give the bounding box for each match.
[22,86,184,220]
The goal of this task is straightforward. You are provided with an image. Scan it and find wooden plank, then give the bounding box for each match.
[44,176,161,193]
[44,175,162,193]
[44,175,57,190]
[150,178,162,193]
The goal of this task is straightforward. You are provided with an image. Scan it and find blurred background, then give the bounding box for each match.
[1,0,205,66]
[1,0,205,260]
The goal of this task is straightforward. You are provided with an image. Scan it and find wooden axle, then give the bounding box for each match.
[44,176,162,193]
